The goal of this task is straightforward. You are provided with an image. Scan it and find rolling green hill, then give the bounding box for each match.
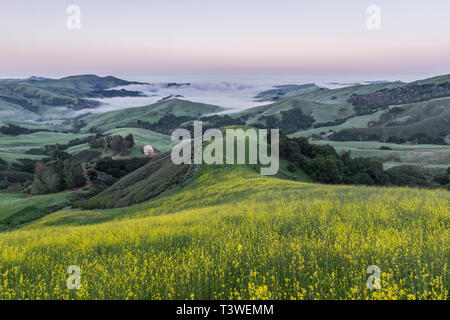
[0,132,89,163]
[237,98,354,126]
[327,97,450,144]
[236,81,407,133]
[244,76,450,139]
[0,192,69,231]
[0,165,448,299]
[80,99,224,132]
[254,83,320,101]
[64,128,177,156]
[299,81,405,103]
[23,74,142,94]
[311,140,450,168]
[0,75,143,121]
[410,74,450,85]
[79,152,198,209]
[104,128,176,153]
[290,109,387,137]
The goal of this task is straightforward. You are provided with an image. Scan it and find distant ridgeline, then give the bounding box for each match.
[0,75,145,120]
[348,81,450,115]
[0,124,53,136]
[241,75,450,145]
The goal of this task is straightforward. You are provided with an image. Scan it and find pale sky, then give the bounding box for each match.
[0,0,449,79]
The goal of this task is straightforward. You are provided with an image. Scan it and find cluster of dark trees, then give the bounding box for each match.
[348,82,450,115]
[72,118,87,133]
[256,107,315,134]
[2,132,138,194]
[0,92,100,113]
[135,114,195,135]
[387,165,450,189]
[23,133,137,194]
[95,157,151,179]
[86,89,144,98]
[31,153,151,196]
[329,128,447,145]
[201,114,246,130]
[29,151,152,196]
[279,133,450,188]
[279,133,389,185]
[31,157,85,194]
[26,137,91,158]
[0,158,37,191]
[184,115,247,134]
[313,118,347,129]
[134,114,248,135]
[0,124,53,136]
[88,133,134,153]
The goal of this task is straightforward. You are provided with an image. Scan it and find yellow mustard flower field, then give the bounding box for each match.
[0,166,448,300]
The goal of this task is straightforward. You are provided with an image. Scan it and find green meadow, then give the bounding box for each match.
[0,166,448,300]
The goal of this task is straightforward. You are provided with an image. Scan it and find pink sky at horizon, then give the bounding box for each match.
[0,0,449,80]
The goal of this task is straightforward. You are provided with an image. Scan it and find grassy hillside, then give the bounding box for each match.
[411,74,450,85]
[79,152,197,209]
[244,78,450,140]
[105,128,176,153]
[0,75,142,120]
[327,97,450,142]
[0,192,69,231]
[290,110,387,137]
[0,166,448,299]
[23,75,141,94]
[311,140,450,168]
[235,82,406,131]
[254,83,320,101]
[0,81,98,120]
[0,132,89,164]
[238,98,354,126]
[80,99,223,132]
[0,100,41,122]
[63,128,176,157]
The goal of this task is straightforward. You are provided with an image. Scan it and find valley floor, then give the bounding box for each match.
[0,166,448,299]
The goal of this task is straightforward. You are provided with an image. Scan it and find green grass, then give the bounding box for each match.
[290,110,387,137]
[105,127,176,153]
[0,100,40,122]
[0,75,139,120]
[236,98,355,126]
[276,159,313,182]
[236,81,404,130]
[81,99,223,132]
[293,97,450,140]
[0,192,69,230]
[300,81,404,103]
[311,140,450,167]
[412,74,450,85]
[63,128,177,158]
[0,166,448,299]
[0,151,44,164]
[79,152,195,209]
[0,132,89,163]
[66,143,90,155]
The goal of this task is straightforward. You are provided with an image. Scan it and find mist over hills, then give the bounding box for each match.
[0,73,449,301]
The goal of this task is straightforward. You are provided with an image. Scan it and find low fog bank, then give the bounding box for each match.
[75,75,400,116]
